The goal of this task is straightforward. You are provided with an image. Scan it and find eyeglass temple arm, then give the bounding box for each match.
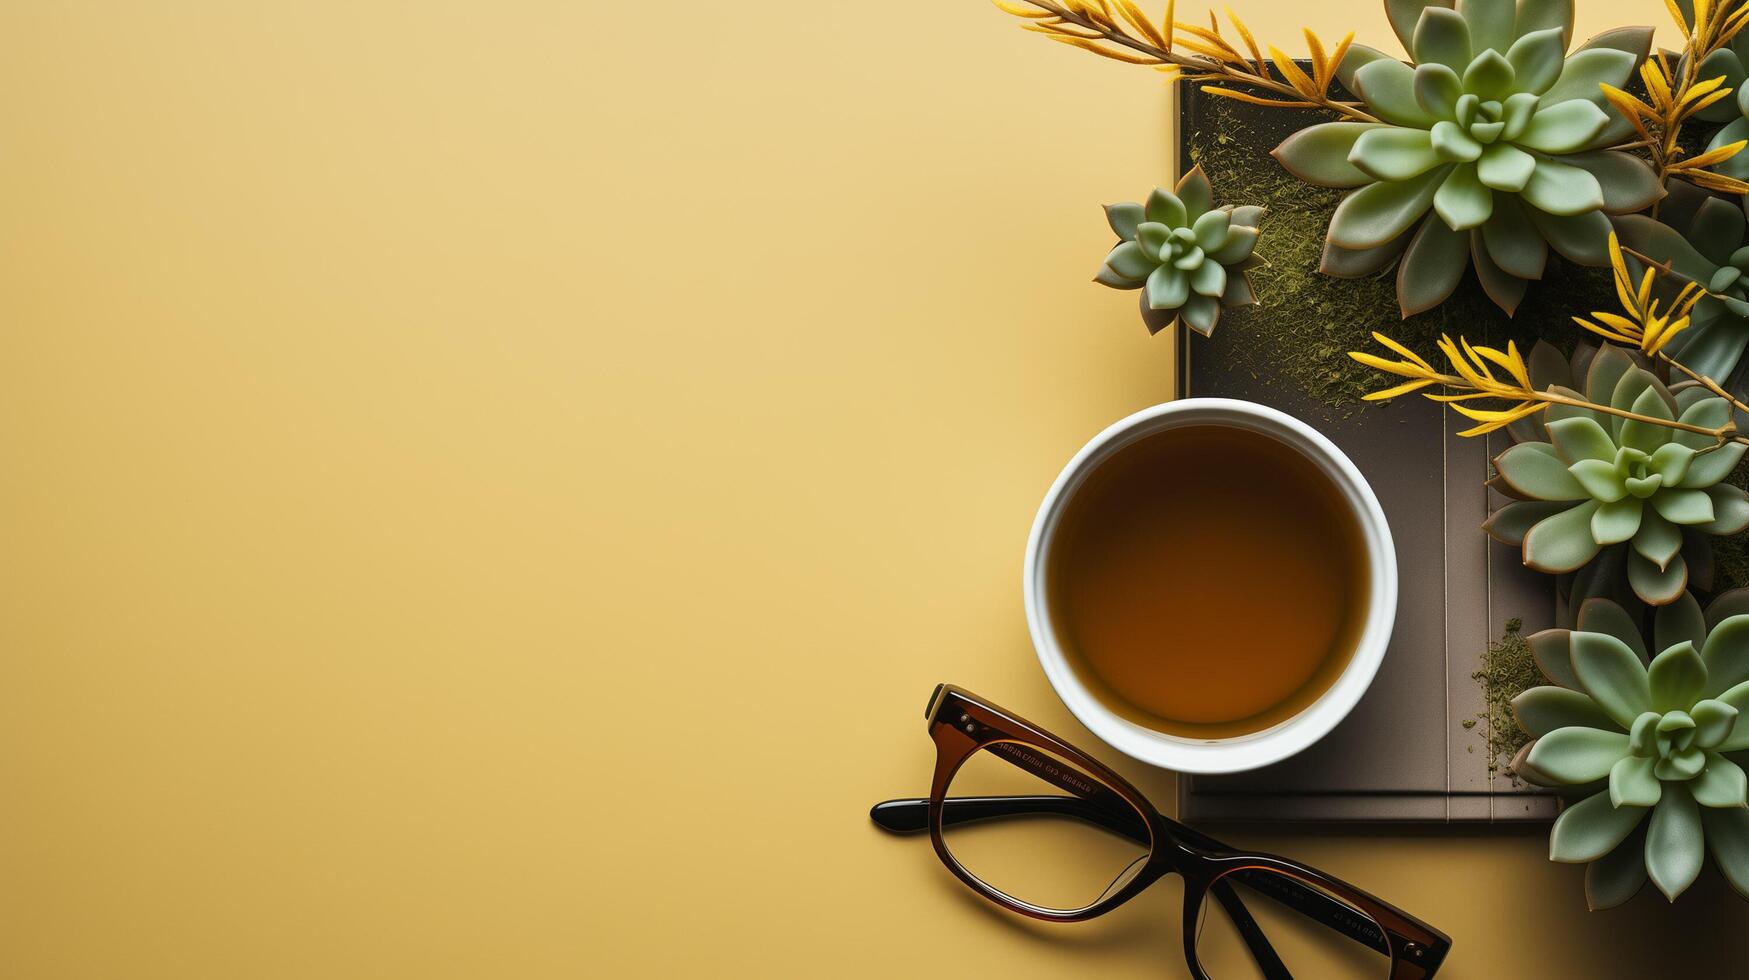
[869,797,1291,979]
[871,796,1391,959]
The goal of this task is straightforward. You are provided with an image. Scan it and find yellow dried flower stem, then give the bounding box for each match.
[1621,0,1749,192]
[994,0,1379,122]
[1349,333,1747,446]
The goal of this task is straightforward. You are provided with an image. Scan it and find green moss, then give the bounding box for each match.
[1470,618,1539,780]
[1182,93,1612,415]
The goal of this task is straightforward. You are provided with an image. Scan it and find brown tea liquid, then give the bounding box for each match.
[1046,424,1370,740]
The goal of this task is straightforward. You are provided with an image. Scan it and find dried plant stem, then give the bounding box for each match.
[1605,1,1749,193]
[1007,0,1379,122]
[1537,388,1744,445]
[1659,352,1749,421]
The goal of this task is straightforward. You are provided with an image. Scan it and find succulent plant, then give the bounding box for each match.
[1512,591,1749,907]
[1271,0,1658,317]
[1483,344,1749,605]
[1095,165,1265,336]
[1615,189,1749,395]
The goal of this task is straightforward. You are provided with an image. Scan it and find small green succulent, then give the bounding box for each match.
[1616,190,1749,394]
[1483,344,1749,604]
[1513,592,1749,907]
[1272,0,1658,316]
[1094,165,1265,336]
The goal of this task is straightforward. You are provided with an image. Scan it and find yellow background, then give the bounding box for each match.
[1,1,1745,977]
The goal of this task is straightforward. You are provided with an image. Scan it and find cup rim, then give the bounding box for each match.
[1023,398,1397,774]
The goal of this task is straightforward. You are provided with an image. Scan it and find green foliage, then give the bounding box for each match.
[1515,592,1749,907]
[1094,165,1264,336]
[1271,0,1656,317]
[1483,343,1749,604]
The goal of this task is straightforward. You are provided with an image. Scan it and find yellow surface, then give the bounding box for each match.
[2,2,1746,977]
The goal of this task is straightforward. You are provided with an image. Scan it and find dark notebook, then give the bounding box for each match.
[1172,84,1560,823]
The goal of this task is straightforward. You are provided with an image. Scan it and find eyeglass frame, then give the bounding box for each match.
[870,684,1451,980]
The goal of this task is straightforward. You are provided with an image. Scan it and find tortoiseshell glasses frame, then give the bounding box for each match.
[870,684,1451,980]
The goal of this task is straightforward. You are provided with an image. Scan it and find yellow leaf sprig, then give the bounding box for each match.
[992,0,1377,122]
[1572,233,1702,356]
[1350,334,1546,436]
[1348,332,1745,444]
[1601,0,1749,193]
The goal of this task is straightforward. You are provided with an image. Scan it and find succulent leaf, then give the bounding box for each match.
[1563,151,1664,214]
[1480,197,1546,278]
[1591,498,1641,544]
[1396,216,1468,315]
[1176,167,1213,219]
[1542,47,1637,106]
[1703,615,1749,699]
[1547,416,1614,464]
[1505,27,1564,94]
[1655,591,1708,653]
[1476,141,1535,191]
[1702,806,1749,899]
[1524,500,1603,572]
[1413,7,1471,69]
[1610,755,1662,807]
[1433,163,1492,229]
[1104,203,1144,240]
[1692,699,1740,749]
[1330,166,1450,248]
[1634,509,1683,569]
[1549,790,1647,863]
[1700,484,1749,535]
[1572,631,1652,726]
[1481,498,1567,545]
[1529,628,1581,688]
[1527,207,1610,264]
[1691,754,1749,807]
[1520,158,1603,215]
[1584,825,1648,909]
[1516,100,1608,153]
[1495,442,1586,499]
[1628,549,1689,605]
[1514,685,1617,737]
[1647,786,1705,901]
[1354,57,1441,128]
[1578,598,1648,658]
[1648,641,1707,713]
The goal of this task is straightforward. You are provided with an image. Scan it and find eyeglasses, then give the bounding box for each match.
[870,684,1451,979]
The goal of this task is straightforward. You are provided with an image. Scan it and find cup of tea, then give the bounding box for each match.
[1023,398,1396,774]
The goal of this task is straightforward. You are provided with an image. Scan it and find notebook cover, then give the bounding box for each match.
[1171,81,1560,823]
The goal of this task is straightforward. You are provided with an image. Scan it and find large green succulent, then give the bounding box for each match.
[1483,344,1749,605]
[1513,592,1749,907]
[1094,165,1264,336]
[1616,188,1749,395]
[1272,0,1658,317]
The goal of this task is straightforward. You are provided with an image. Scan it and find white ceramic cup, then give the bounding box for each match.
[1023,398,1397,774]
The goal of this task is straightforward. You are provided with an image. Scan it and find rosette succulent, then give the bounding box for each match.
[1513,592,1749,906]
[1094,165,1265,336]
[1272,0,1658,317]
[1616,189,1749,394]
[1483,344,1749,604]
